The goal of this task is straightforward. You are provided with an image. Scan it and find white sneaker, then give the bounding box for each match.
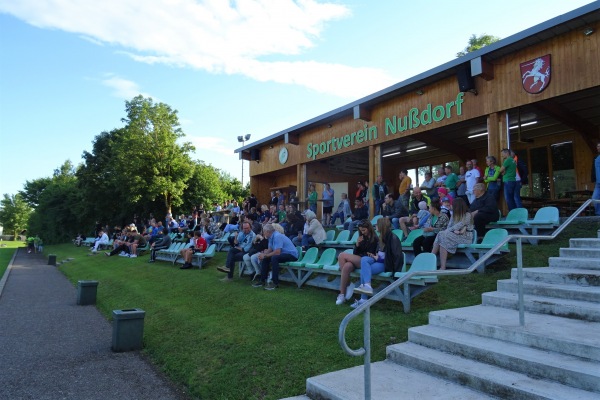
[345,282,355,300]
[119,252,128,257]
[335,294,345,305]
[129,254,137,258]
[350,298,367,309]
[354,284,373,296]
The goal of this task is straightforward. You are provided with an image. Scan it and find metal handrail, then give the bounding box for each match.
[338,198,597,400]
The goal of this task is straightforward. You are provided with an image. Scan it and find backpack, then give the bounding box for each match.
[517,159,529,185]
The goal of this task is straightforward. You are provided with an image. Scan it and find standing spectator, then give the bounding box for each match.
[355,181,367,203]
[413,199,450,256]
[433,167,447,191]
[372,175,389,215]
[269,191,278,207]
[345,198,369,236]
[148,228,172,262]
[471,159,484,180]
[456,166,468,204]
[443,165,459,199]
[330,193,352,226]
[511,150,525,209]
[335,219,378,305]
[307,184,318,213]
[500,148,518,211]
[363,180,370,210]
[217,222,256,281]
[465,160,481,205]
[483,156,502,202]
[276,190,285,207]
[593,142,600,216]
[322,183,335,226]
[253,224,298,290]
[469,183,500,239]
[432,198,474,270]
[398,170,412,209]
[419,171,436,199]
[248,193,258,210]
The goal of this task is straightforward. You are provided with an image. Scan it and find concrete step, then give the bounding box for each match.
[280,396,310,400]
[427,305,600,361]
[386,342,600,400]
[511,267,600,286]
[304,360,496,400]
[549,256,600,270]
[560,247,600,259]
[496,278,600,302]
[569,238,600,248]
[406,324,600,392]
[481,291,600,321]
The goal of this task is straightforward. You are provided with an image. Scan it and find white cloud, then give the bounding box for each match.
[0,0,396,98]
[187,135,235,158]
[101,75,152,100]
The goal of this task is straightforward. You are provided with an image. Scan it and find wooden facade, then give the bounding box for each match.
[239,5,600,214]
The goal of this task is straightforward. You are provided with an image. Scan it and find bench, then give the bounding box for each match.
[486,206,559,245]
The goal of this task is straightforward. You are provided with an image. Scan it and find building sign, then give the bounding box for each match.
[306,92,465,160]
[520,54,551,94]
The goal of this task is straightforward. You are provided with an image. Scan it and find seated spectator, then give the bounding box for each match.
[221,212,240,233]
[298,210,326,250]
[148,227,172,262]
[217,222,256,281]
[410,201,430,231]
[242,231,269,280]
[344,198,369,236]
[330,193,351,226]
[74,233,86,247]
[90,229,109,253]
[419,171,437,198]
[398,187,431,239]
[258,204,271,223]
[412,199,450,256]
[335,219,378,305]
[180,231,207,269]
[166,216,179,233]
[276,204,287,226]
[252,224,298,291]
[284,211,304,241]
[352,218,403,307]
[381,193,408,230]
[432,198,474,270]
[469,182,500,239]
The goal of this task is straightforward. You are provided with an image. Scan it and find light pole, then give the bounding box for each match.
[237,134,251,187]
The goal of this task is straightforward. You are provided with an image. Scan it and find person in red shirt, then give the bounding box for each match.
[180,231,207,269]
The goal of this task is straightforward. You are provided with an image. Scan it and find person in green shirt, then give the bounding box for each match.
[307,184,318,213]
[500,148,518,210]
[443,165,459,199]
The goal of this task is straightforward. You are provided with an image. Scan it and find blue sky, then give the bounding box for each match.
[0,0,595,197]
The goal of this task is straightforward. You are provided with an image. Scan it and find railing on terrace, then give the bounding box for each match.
[338,198,599,400]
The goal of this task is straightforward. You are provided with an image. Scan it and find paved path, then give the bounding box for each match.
[0,248,189,400]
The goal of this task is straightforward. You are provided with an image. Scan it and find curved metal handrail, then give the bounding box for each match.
[338,198,597,400]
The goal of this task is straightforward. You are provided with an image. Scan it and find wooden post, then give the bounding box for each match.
[297,163,307,211]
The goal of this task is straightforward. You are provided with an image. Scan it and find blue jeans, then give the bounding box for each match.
[391,217,400,230]
[593,182,600,215]
[514,181,523,209]
[359,257,385,300]
[301,234,316,248]
[260,253,297,285]
[345,220,361,236]
[503,180,517,211]
[487,182,500,202]
[309,204,317,213]
[374,199,384,215]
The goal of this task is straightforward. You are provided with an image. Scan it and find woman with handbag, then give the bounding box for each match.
[431,198,473,270]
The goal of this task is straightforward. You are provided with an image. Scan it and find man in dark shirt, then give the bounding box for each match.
[469,183,500,239]
[381,194,408,229]
[344,198,369,235]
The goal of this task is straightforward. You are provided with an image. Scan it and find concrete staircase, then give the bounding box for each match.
[296,236,600,400]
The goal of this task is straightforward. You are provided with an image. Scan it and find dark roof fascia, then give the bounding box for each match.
[235,1,600,154]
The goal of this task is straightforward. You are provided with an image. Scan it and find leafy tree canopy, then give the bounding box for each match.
[0,193,32,239]
[457,34,500,57]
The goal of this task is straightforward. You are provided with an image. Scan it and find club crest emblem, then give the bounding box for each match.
[520,55,551,94]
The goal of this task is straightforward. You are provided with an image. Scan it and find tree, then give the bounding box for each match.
[0,193,32,239]
[116,96,195,214]
[457,34,500,57]
[19,177,52,207]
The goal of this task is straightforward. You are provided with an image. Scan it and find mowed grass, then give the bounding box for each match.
[47,219,598,400]
[0,240,26,278]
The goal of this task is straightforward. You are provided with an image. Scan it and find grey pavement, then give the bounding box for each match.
[0,248,190,400]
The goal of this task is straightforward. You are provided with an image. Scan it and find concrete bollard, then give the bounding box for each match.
[111,308,145,352]
[77,280,98,305]
[48,254,57,266]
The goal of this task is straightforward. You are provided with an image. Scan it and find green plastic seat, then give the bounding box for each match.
[392,229,404,241]
[492,208,528,225]
[287,247,318,267]
[394,252,437,280]
[468,228,509,251]
[324,230,336,242]
[377,252,407,277]
[336,217,352,230]
[323,249,353,271]
[529,206,559,225]
[305,248,337,269]
[280,246,303,266]
[401,229,423,247]
[370,215,383,226]
[324,230,350,245]
[339,231,359,245]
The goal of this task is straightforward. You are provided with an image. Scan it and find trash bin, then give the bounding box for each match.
[112,308,145,352]
[48,254,57,266]
[77,280,98,305]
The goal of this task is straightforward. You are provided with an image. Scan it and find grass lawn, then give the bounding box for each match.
[0,240,26,278]
[46,219,598,399]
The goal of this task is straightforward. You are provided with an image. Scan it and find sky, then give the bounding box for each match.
[0,0,596,197]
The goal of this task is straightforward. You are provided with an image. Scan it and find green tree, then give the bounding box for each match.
[19,177,52,207]
[0,193,32,239]
[457,34,500,57]
[219,171,249,202]
[116,95,195,214]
